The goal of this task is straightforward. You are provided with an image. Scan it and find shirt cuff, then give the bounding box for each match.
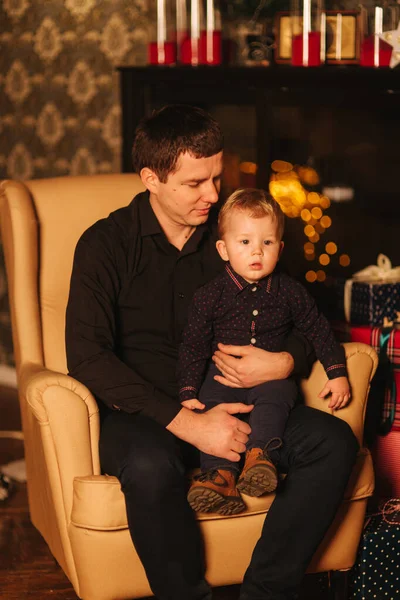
[179,386,198,403]
[326,364,348,380]
[140,388,182,427]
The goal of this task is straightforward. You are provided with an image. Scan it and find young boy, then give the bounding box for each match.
[178,188,351,516]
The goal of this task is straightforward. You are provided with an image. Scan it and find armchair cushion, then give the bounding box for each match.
[71,448,373,531]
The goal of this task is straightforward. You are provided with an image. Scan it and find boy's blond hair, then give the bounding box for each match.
[218,188,285,240]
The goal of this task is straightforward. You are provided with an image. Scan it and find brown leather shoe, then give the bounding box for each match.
[187,469,246,515]
[237,448,278,497]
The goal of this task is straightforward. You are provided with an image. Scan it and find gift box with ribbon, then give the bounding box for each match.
[351,500,400,600]
[344,254,400,327]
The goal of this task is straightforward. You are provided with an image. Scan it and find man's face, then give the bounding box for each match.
[150,151,223,227]
[216,209,284,283]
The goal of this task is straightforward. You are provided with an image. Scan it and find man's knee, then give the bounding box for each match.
[291,406,359,466]
[119,445,185,500]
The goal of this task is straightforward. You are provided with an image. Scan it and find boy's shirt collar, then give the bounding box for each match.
[224,263,278,296]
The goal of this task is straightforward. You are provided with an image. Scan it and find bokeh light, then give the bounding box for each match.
[311,207,323,219]
[271,160,293,173]
[306,270,317,282]
[320,215,332,228]
[269,160,351,283]
[320,196,331,209]
[304,224,316,237]
[339,254,351,267]
[325,242,337,255]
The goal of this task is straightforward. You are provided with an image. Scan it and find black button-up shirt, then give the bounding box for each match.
[178,264,347,402]
[66,192,314,426]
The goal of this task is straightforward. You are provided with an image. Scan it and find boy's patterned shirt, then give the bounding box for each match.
[178,264,347,401]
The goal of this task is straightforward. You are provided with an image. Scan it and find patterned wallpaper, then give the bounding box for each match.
[0,0,150,368]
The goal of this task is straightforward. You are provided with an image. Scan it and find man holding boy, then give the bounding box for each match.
[66,104,358,600]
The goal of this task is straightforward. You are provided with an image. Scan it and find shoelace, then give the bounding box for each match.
[257,437,283,461]
[194,469,229,487]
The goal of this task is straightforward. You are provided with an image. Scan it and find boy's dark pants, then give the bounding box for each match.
[99,403,358,600]
[198,365,298,473]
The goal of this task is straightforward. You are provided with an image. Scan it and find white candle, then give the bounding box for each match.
[303,0,311,66]
[320,10,326,62]
[335,13,342,61]
[157,0,166,44]
[191,0,200,65]
[206,0,214,33]
[206,0,215,63]
[374,6,383,67]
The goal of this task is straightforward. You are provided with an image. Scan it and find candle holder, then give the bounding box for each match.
[148,0,177,65]
[360,1,399,67]
[178,0,222,65]
[290,0,325,67]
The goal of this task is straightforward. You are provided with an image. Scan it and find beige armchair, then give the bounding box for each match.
[0,174,378,600]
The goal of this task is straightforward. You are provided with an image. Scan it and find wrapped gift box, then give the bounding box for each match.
[344,255,400,327]
[346,281,400,327]
[351,512,400,600]
[351,326,400,500]
[350,326,400,432]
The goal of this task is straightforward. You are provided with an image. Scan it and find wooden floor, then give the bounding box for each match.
[0,385,329,599]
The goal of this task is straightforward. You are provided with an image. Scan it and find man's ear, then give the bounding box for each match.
[140,167,159,194]
[216,239,229,262]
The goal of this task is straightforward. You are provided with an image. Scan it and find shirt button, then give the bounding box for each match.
[178,293,185,298]
[252,286,257,292]
[253,310,259,316]
[250,338,256,344]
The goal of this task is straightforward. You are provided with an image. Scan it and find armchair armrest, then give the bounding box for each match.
[300,342,378,445]
[19,362,101,521]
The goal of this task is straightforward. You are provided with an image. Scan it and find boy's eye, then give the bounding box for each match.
[188,183,200,188]
[264,240,273,246]
[241,239,249,245]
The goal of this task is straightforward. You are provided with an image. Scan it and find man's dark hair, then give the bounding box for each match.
[132,104,224,183]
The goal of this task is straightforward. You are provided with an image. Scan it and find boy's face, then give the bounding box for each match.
[142,150,223,228]
[216,209,284,283]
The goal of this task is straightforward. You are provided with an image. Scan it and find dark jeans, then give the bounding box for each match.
[99,405,358,600]
[198,366,297,473]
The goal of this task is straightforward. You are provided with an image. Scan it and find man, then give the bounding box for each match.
[66,105,358,600]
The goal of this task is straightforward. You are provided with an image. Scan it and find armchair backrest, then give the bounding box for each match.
[0,174,145,375]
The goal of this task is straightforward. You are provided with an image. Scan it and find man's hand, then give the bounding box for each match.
[167,403,253,462]
[212,343,294,388]
[181,398,205,411]
[318,376,351,410]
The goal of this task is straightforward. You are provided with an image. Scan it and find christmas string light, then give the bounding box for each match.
[269,160,351,283]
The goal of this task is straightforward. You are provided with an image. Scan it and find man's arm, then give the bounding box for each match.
[66,229,179,427]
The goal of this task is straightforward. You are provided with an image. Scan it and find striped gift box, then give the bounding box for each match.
[350,326,400,432]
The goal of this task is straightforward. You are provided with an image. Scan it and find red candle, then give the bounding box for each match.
[148,41,177,65]
[291,31,322,66]
[360,35,392,67]
[180,30,222,65]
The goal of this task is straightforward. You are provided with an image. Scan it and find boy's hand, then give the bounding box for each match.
[181,399,205,411]
[318,376,351,410]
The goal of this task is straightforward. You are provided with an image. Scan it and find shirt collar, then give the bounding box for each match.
[224,263,278,296]
[136,191,163,237]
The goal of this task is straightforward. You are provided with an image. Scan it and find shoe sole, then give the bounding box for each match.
[237,465,278,497]
[187,487,246,515]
